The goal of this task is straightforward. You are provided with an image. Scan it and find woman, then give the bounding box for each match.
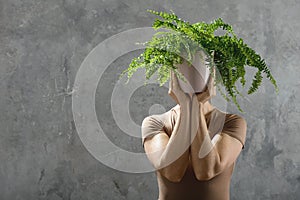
[141,53,247,200]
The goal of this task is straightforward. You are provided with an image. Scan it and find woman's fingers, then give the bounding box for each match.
[170,70,181,93]
[196,68,216,103]
[168,70,190,105]
[168,70,179,104]
[207,68,216,98]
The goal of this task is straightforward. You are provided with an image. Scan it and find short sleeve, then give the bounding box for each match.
[222,114,247,149]
[141,115,166,148]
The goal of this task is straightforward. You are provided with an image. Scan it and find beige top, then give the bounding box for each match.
[142,105,247,200]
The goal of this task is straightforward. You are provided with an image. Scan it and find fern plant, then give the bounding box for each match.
[119,9,279,113]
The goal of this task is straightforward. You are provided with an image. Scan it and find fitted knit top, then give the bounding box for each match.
[142,105,247,200]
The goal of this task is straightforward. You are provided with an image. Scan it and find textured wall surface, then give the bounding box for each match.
[0,0,299,199]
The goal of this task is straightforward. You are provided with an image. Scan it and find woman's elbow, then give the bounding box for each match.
[158,167,185,183]
[194,167,224,181]
[195,171,214,181]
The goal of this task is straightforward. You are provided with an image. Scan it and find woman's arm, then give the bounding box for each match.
[190,98,247,181]
[142,70,192,183]
[142,102,191,182]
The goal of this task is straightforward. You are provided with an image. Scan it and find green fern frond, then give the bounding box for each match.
[120,9,279,113]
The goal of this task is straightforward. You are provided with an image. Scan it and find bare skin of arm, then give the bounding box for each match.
[190,72,246,181]
[143,70,192,183]
[143,68,246,182]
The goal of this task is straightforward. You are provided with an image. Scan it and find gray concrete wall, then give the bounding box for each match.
[0,0,299,199]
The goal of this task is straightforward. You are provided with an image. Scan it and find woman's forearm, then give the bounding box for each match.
[158,101,192,182]
[190,100,222,180]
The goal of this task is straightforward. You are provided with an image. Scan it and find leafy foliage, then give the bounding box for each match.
[119,9,279,112]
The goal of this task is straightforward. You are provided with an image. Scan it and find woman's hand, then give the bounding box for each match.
[168,70,192,105]
[195,68,216,104]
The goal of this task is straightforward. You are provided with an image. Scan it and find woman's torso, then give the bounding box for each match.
[155,105,236,200]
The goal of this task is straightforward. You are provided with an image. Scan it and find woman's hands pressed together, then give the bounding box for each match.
[167,68,217,144]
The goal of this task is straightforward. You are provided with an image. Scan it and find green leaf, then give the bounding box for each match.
[121,9,279,113]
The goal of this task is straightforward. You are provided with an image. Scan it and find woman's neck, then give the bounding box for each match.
[201,101,215,115]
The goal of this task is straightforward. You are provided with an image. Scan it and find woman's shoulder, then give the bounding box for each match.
[143,106,177,126]
[213,107,246,123]
[213,108,247,149]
